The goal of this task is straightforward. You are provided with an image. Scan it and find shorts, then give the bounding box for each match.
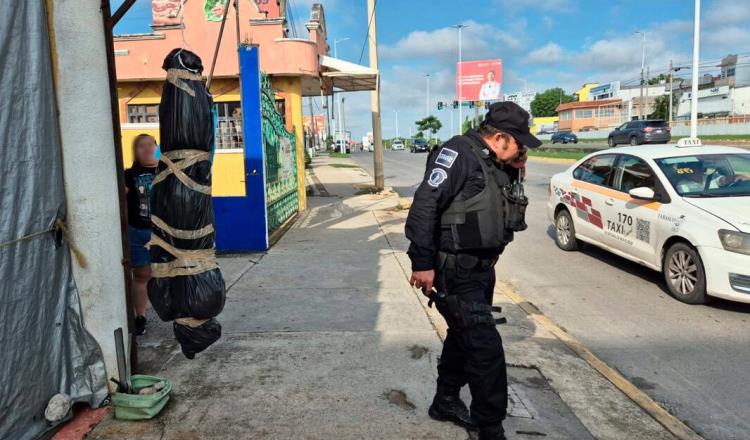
[128,226,151,268]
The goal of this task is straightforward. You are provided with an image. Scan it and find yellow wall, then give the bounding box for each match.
[271,76,307,211]
[574,83,599,102]
[118,78,246,197]
[530,116,559,135]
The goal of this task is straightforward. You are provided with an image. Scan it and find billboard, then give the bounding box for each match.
[456,59,502,102]
[303,115,325,136]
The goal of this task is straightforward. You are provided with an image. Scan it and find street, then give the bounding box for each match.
[352,150,750,440]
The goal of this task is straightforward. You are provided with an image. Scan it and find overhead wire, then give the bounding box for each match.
[357,0,377,64]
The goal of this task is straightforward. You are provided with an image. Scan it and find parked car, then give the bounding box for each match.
[551,131,578,144]
[548,139,750,304]
[411,138,430,153]
[392,140,405,150]
[608,120,671,147]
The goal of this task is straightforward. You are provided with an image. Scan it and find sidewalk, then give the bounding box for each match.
[87,154,679,439]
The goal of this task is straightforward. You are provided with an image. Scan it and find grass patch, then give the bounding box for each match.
[528,150,588,160]
[330,163,360,169]
[329,152,350,158]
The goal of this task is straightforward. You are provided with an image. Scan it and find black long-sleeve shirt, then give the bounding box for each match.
[405,130,519,271]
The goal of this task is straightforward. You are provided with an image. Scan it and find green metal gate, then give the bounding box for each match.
[260,73,299,232]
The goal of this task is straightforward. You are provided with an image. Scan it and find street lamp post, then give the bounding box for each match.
[425,73,431,141]
[635,31,646,119]
[394,109,399,139]
[453,24,468,135]
[333,37,350,153]
[690,0,701,139]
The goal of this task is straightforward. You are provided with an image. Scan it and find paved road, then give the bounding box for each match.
[352,150,750,440]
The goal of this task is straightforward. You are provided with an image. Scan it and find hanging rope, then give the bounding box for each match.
[206,0,232,90]
[0,219,87,268]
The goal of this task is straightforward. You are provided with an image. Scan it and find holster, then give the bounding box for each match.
[429,291,507,329]
[502,183,529,232]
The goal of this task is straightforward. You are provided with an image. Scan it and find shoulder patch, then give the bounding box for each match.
[435,148,459,169]
[427,168,448,188]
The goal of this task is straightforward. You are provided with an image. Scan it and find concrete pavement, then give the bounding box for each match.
[354,149,750,440]
[86,153,682,439]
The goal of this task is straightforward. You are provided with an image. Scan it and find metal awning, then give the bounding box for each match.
[320,55,377,92]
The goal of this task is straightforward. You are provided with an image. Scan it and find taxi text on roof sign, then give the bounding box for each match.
[677,138,702,148]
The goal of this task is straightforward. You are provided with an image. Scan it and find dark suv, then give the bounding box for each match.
[608,120,671,147]
[411,138,430,153]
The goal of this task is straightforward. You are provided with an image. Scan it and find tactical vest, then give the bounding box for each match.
[439,136,518,251]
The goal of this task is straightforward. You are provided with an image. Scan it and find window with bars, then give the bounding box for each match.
[215,102,243,150]
[127,104,159,123]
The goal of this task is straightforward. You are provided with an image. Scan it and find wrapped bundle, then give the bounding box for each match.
[148,48,226,359]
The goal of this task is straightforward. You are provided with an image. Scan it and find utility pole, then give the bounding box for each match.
[452,24,468,135]
[668,60,674,124]
[646,65,650,117]
[333,37,349,153]
[367,0,384,190]
[636,31,646,119]
[342,96,347,147]
[690,0,701,138]
[394,109,399,139]
[308,97,318,152]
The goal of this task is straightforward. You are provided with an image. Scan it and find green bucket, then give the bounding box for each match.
[111,375,172,420]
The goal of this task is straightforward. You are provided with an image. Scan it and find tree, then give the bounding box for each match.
[415,116,442,140]
[462,115,483,134]
[649,93,679,121]
[648,73,669,85]
[530,88,575,118]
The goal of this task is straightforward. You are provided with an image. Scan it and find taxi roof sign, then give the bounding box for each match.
[677,137,702,148]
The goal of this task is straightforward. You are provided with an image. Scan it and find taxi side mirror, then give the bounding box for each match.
[629,187,656,200]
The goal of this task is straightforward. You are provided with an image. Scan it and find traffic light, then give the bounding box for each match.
[437,101,444,110]
[452,101,459,109]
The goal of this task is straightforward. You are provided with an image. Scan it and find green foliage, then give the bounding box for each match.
[649,93,678,120]
[304,148,312,168]
[461,115,483,134]
[648,73,670,85]
[415,115,443,137]
[329,152,349,158]
[530,88,575,118]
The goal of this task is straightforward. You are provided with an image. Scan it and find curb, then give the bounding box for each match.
[495,282,704,440]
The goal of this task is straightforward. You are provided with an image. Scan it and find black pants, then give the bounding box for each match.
[435,263,507,429]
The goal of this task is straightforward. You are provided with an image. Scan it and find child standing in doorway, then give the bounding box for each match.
[124,134,159,336]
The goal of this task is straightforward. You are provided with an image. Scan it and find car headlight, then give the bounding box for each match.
[718,229,750,255]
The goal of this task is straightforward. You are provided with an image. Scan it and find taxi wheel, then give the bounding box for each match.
[663,243,708,304]
[555,209,579,251]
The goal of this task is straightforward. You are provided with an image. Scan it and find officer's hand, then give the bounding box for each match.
[410,270,435,297]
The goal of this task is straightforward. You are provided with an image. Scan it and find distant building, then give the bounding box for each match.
[574,83,599,102]
[556,99,624,132]
[502,91,535,113]
[590,82,620,101]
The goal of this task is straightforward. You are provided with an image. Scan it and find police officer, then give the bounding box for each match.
[405,102,541,439]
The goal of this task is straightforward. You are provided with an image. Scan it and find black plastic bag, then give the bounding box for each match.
[148,48,226,358]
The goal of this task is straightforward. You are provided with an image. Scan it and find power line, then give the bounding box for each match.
[358,0,377,64]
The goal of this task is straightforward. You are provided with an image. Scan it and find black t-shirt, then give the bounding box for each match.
[124,163,158,230]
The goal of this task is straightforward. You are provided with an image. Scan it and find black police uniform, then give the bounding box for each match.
[405,130,516,433]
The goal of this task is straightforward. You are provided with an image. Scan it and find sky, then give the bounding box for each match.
[115,0,750,140]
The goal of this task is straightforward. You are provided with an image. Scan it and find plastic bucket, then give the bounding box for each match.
[111,375,172,420]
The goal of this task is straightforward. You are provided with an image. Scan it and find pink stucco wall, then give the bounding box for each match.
[115,1,327,81]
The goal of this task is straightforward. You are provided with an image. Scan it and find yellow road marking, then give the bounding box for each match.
[496,282,704,440]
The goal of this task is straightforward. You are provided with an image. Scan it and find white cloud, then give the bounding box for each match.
[524,42,566,65]
[380,20,525,62]
[705,0,750,27]
[496,0,574,13]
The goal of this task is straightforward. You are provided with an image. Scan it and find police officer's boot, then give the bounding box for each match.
[478,424,506,440]
[428,386,477,430]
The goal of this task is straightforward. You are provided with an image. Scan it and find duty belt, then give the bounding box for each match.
[437,251,498,272]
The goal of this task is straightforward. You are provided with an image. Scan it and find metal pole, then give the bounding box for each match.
[669,60,674,124]
[368,0,384,190]
[636,31,645,119]
[453,24,467,134]
[342,96,347,148]
[690,0,701,139]
[333,37,349,153]
[426,73,431,117]
[646,65,650,117]
[394,109,399,138]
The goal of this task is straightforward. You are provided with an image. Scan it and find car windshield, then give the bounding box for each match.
[655,153,750,197]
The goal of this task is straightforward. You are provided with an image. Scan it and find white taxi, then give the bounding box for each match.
[547,139,750,304]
